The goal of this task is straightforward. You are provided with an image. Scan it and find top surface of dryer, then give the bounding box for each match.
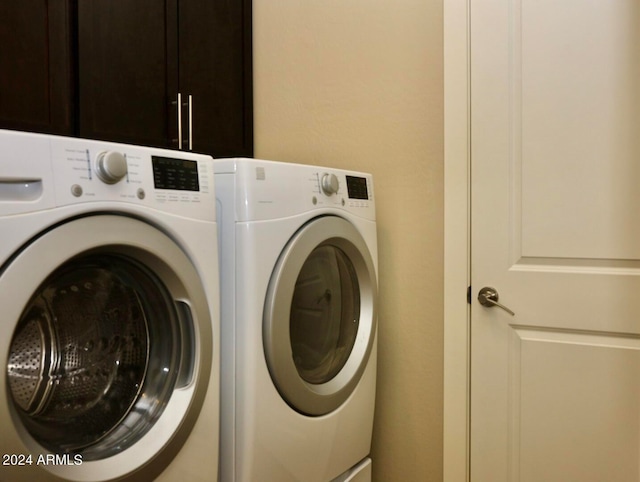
[0,129,215,221]
[214,157,375,223]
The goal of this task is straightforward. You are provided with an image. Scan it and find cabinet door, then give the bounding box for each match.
[77,0,179,148]
[0,1,74,135]
[77,0,252,156]
[178,0,253,157]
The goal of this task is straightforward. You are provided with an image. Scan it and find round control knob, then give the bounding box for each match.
[95,151,128,184]
[321,173,339,196]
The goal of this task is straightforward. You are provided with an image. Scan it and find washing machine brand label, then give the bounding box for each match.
[3,453,83,466]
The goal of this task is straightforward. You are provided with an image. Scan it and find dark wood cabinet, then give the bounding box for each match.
[0,0,252,158]
[77,1,178,150]
[0,1,75,135]
[177,0,253,157]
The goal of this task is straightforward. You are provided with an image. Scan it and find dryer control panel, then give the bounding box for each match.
[0,130,215,220]
[214,158,375,222]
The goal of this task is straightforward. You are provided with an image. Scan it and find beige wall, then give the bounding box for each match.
[253,1,444,480]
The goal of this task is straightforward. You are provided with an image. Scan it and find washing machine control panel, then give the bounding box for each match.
[44,137,216,221]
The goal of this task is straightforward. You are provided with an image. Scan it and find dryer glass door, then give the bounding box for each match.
[290,245,360,384]
[264,216,377,416]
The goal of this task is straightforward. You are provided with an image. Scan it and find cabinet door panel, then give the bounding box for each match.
[77,0,178,148]
[0,0,73,135]
[179,0,253,157]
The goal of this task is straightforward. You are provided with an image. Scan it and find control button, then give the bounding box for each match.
[312,196,318,205]
[321,173,339,196]
[70,184,83,197]
[137,188,146,200]
[95,151,128,184]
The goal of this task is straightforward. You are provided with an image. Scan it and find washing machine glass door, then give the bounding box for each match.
[264,216,377,416]
[8,254,178,456]
[1,215,212,479]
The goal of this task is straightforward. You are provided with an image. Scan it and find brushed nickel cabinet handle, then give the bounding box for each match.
[188,94,193,151]
[177,92,183,150]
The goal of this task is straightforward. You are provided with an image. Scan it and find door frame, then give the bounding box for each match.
[443,0,471,480]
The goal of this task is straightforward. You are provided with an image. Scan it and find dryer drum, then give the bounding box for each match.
[6,254,181,458]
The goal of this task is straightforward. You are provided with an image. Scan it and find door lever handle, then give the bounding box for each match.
[478,287,515,316]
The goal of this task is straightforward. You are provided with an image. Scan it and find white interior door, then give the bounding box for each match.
[470,0,640,480]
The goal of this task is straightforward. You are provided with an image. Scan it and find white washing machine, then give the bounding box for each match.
[215,158,378,482]
[0,130,220,481]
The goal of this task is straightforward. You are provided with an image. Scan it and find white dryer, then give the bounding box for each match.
[0,130,220,481]
[215,158,378,482]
